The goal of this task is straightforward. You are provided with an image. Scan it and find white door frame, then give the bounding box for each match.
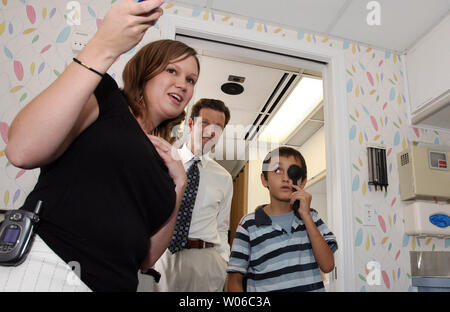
[160,14,356,292]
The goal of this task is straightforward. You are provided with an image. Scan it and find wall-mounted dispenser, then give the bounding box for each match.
[404,201,450,238]
[367,146,388,191]
[397,142,450,200]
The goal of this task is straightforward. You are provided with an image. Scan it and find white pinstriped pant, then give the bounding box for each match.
[0,235,91,292]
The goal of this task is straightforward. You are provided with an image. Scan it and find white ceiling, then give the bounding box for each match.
[191,54,289,174]
[193,55,288,133]
[171,0,450,53]
[177,35,325,178]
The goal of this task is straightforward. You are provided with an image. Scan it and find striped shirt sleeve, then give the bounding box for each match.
[227,216,251,275]
[310,209,338,253]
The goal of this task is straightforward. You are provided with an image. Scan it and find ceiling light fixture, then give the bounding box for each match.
[221,82,244,95]
[258,76,323,143]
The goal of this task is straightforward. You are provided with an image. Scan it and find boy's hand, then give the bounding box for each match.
[289,183,312,219]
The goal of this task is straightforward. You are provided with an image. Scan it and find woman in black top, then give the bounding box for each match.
[5,0,199,291]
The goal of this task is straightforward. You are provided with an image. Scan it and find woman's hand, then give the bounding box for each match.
[88,0,165,59]
[147,135,186,189]
[142,135,187,268]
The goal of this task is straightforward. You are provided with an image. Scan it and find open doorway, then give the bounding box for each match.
[162,15,355,291]
[175,34,334,290]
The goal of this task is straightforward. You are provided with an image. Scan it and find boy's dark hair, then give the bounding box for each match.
[262,146,307,180]
[190,98,231,127]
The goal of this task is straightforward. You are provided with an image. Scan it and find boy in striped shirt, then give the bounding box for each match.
[227,147,338,292]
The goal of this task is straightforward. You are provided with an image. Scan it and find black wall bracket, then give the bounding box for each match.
[367,146,388,191]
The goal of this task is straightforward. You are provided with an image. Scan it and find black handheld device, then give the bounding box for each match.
[287,165,305,211]
[0,200,42,266]
[141,268,161,283]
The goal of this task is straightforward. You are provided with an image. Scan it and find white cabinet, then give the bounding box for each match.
[405,15,450,130]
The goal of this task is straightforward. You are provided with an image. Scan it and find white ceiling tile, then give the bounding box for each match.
[175,0,208,7]
[212,0,348,33]
[172,0,449,52]
[330,0,450,51]
[192,55,287,114]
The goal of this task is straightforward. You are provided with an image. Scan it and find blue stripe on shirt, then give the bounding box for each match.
[227,206,338,292]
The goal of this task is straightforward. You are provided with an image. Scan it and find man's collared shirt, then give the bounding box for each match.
[178,144,233,261]
[227,205,338,292]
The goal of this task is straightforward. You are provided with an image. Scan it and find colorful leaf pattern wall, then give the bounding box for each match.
[1,0,449,291]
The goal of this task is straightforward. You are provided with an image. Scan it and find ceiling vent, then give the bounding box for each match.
[244,73,299,141]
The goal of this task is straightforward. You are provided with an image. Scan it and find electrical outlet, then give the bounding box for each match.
[71,31,91,52]
[364,204,377,226]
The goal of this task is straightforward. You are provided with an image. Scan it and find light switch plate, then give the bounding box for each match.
[71,31,91,52]
[364,204,377,226]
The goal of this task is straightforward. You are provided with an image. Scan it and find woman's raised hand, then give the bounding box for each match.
[88,0,165,59]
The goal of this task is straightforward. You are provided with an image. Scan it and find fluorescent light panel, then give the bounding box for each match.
[258,76,323,143]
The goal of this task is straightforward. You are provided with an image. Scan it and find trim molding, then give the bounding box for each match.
[160,14,356,291]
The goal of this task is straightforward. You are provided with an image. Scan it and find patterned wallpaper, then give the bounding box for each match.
[0,0,449,292]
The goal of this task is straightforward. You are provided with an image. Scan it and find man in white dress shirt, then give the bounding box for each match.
[153,98,233,292]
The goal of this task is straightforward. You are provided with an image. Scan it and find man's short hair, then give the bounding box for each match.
[262,146,307,180]
[190,98,231,127]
